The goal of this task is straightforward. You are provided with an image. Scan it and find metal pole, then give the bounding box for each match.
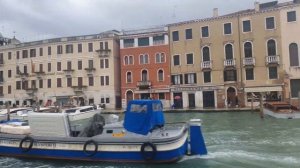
[6,102,10,121]
[251,93,254,111]
[259,93,264,119]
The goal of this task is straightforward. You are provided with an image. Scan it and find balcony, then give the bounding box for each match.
[96,49,111,57]
[137,81,151,89]
[201,61,212,70]
[266,55,280,65]
[243,57,256,67]
[63,69,75,77]
[19,72,29,80]
[224,59,236,69]
[25,87,38,96]
[72,85,87,93]
[34,71,45,78]
[84,67,96,76]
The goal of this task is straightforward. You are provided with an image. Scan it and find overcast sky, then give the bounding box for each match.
[0,0,290,42]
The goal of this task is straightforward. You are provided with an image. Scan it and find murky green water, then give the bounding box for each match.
[1,112,300,168]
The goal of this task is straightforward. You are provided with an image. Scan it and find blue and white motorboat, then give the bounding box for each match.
[0,100,207,163]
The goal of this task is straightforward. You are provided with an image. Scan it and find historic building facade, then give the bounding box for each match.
[168,1,300,108]
[0,31,121,109]
[120,27,171,108]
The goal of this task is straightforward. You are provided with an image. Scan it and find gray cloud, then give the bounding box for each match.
[0,0,290,42]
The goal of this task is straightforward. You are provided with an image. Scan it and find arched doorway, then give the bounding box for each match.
[227,87,237,107]
[126,90,134,104]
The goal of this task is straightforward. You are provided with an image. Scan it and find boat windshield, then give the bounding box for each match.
[64,109,77,113]
[130,104,147,113]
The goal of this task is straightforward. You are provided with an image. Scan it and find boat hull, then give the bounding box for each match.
[263,108,300,119]
[0,129,188,163]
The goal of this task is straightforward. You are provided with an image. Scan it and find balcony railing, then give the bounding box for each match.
[72,85,87,93]
[224,59,236,67]
[137,81,151,89]
[34,71,45,78]
[243,57,256,66]
[266,55,280,65]
[96,49,111,57]
[201,61,212,70]
[63,69,74,76]
[25,87,38,95]
[19,72,29,80]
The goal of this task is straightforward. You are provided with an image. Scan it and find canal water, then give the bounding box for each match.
[1,112,300,168]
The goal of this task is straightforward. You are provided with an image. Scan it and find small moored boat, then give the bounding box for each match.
[263,102,300,119]
[0,100,207,163]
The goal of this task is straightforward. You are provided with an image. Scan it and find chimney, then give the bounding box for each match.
[254,1,260,12]
[213,8,219,17]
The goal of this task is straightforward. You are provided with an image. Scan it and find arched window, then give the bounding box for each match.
[225,44,233,60]
[267,39,276,56]
[158,69,164,81]
[244,42,253,58]
[141,70,148,81]
[126,72,132,83]
[124,56,128,65]
[289,43,299,67]
[202,46,210,61]
[140,54,149,64]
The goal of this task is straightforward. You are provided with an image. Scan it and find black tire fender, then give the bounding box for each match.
[140,142,157,161]
[19,136,34,153]
[83,140,98,157]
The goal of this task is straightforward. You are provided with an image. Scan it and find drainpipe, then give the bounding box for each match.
[237,15,245,107]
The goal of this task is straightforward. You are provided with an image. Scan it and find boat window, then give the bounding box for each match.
[130,104,147,113]
[106,130,113,134]
[65,109,77,113]
[153,103,162,111]
[80,107,93,112]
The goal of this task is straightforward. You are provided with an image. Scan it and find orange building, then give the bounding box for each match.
[120,27,171,108]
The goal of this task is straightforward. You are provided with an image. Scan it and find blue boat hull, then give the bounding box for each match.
[0,141,188,163]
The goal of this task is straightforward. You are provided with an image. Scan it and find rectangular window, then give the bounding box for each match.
[105,59,109,68]
[48,46,51,55]
[0,86,3,95]
[24,65,28,74]
[100,59,104,69]
[57,78,62,87]
[184,73,197,84]
[224,70,237,81]
[57,45,63,54]
[100,76,105,86]
[100,42,104,50]
[105,42,108,50]
[67,61,72,70]
[88,60,93,69]
[8,70,12,78]
[78,60,82,70]
[186,53,193,64]
[31,80,36,89]
[204,71,211,83]
[78,77,83,86]
[185,28,193,39]
[57,62,61,71]
[291,79,300,98]
[287,11,296,22]
[138,37,149,47]
[153,35,165,45]
[39,79,43,88]
[16,81,21,90]
[266,17,275,29]
[47,79,51,88]
[105,76,109,85]
[39,48,43,56]
[88,43,93,52]
[17,51,20,59]
[78,43,82,53]
[172,31,179,41]
[89,77,94,86]
[39,64,43,72]
[124,39,134,48]
[22,50,28,58]
[201,26,209,38]
[8,85,11,94]
[268,67,278,79]
[243,20,251,32]
[101,98,105,104]
[8,52,12,60]
[171,74,183,85]
[158,93,165,100]
[106,98,110,104]
[224,23,232,35]
[30,49,36,57]
[67,77,72,87]
[246,68,254,80]
[48,63,51,72]
[66,44,73,54]
[22,80,28,90]
[173,55,180,66]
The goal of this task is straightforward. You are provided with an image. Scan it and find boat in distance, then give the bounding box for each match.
[0,100,207,163]
[263,102,300,119]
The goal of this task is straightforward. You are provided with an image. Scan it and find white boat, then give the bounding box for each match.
[263,102,300,119]
[0,100,207,163]
[63,106,102,122]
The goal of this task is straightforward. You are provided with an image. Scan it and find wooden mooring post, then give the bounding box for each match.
[259,93,264,119]
[5,102,10,121]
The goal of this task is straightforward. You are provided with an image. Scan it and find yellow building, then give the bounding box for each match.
[0,31,121,109]
[168,1,300,108]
